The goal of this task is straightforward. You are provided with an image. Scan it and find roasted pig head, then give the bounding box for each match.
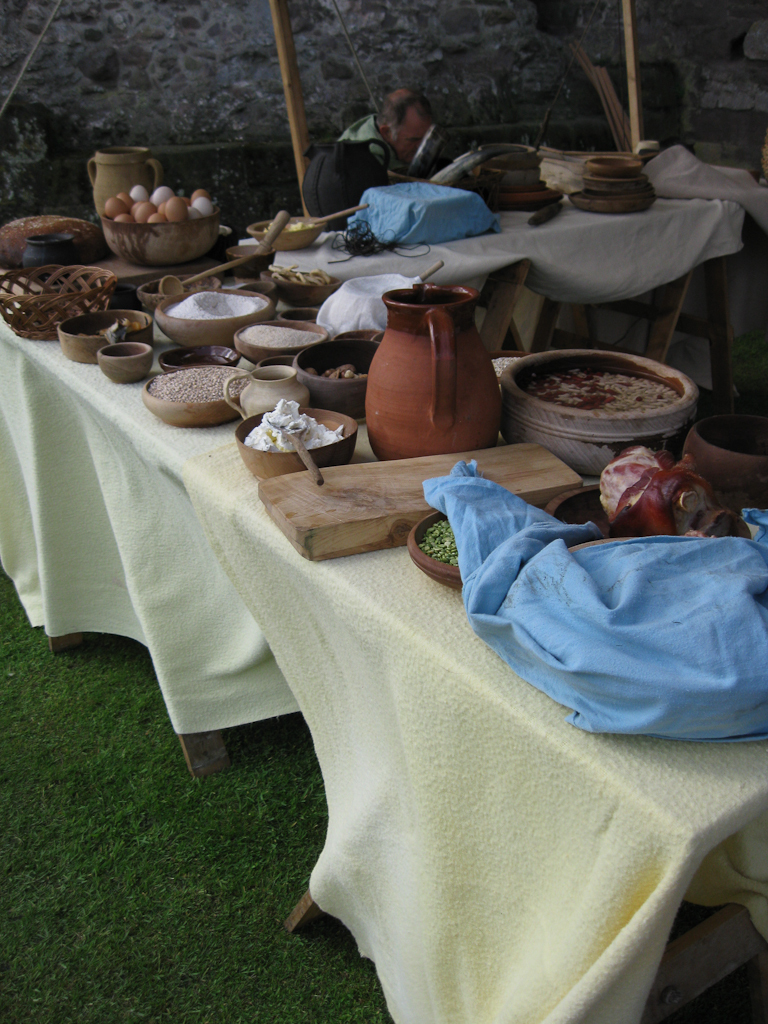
[600,446,751,539]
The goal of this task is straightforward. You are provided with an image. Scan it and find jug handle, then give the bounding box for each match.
[146,158,163,189]
[223,370,250,418]
[426,306,456,431]
[87,157,97,186]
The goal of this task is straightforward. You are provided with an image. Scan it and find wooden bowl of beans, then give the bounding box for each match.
[407,512,462,590]
[141,365,249,427]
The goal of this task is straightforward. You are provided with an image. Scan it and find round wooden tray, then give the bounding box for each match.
[581,174,650,193]
[569,191,656,214]
[499,189,562,211]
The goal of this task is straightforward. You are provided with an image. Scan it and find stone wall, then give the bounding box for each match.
[1,0,767,232]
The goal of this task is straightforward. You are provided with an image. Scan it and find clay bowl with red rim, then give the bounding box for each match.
[97,341,154,384]
[234,407,358,480]
[136,274,223,314]
[500,349,698,475]
[683,415,768,510]
[584,156,643,179]
[260,269,341,307]
[277,307,320,323]
[233,319,329,363]
[293,339,379,419]
[159,345,240,373]
[154,290,275,348]
[58,309,153,364]
[407,512,462,590]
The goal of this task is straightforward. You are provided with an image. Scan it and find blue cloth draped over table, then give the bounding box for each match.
[423,461,768,742]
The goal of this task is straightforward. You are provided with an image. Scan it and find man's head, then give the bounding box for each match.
[377,89,433,165]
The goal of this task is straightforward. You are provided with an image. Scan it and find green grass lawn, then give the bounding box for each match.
[1,329,766,1023]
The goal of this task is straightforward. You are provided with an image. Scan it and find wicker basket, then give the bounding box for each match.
[0,265,117,339]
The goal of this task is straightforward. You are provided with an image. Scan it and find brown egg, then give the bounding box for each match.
[191,188,211,202]
[104,196,128,219]
[183,196,192,206]
[114,213,135,223]
[157,201,167,216]
[131,201,143,217]
[116,192,133,208]
[147,212,168,223]
[164,196,189,222]
[134,201,158,223]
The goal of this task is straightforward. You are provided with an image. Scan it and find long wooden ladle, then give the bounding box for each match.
[158,209,293,296]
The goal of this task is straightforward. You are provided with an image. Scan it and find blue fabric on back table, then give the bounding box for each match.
[423,461,768,742]
[347,183,501,245]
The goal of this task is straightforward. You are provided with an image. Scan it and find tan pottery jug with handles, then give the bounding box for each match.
[365,283,502,461]
[88,146,163,216]
[224,366,311,420]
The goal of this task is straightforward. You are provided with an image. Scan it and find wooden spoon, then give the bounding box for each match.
[303,204,368,226]
[276,427,324,486]
[158,210,292,296]
[418,260,444,281]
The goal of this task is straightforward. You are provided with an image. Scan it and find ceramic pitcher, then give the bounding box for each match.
[365,283,501,461]
[87,147,163,216]
[224,366,310,420]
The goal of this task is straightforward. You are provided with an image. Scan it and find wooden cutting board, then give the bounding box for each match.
[258,443,582,561]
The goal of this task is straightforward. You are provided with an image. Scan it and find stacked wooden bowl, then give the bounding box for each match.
[570,156,656,214]
[483,148,562,212]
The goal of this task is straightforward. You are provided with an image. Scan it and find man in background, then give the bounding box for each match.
[339,89,432,172]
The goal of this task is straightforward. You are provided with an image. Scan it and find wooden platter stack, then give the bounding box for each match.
[483,148,563,212]
[570,155,656,214]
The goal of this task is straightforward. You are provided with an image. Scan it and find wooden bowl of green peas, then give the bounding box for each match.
[407,511,462,590]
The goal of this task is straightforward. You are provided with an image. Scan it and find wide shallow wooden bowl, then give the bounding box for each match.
[500,349,698,475]
[293,339,379,420]
[584,156,643,179]
[136,274,222,314]
[684,415,768,510]
[260,270,341,307]
[100,209,220,266]
[141,368,241,428]
[277,307,320,323]
[97,341,154,383]
[235,407,358,479]
[407,512,462,590]
[58,308,153,363]
[158,345,240,373]
[0,265,117,339]
[225,244,275,278]
[233,319,329,363]
[246,217,324,251]
[154,290,275,348]
[544,485,609,536]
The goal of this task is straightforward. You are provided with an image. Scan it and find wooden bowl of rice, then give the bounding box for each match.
[233,320,329,364]
[500,350,698,475]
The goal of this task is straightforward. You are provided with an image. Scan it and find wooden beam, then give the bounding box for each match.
[269,0,310,214]
[177,731,230,778]
[621,0,644,150]
[48,632,83,653]
[284,889,326,932]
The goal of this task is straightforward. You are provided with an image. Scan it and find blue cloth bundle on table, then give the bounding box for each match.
[423,461,768,742]
[348,182,501,245]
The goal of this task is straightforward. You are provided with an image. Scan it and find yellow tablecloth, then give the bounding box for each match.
[0,321,297,733]
[184,441,768,1024]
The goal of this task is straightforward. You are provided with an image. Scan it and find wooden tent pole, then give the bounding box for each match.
[621,0,644,151]
[268,0,310,215]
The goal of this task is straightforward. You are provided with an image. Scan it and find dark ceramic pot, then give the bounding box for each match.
[22,233,78,267]
[108,282,142,310]
[684,415,768,511]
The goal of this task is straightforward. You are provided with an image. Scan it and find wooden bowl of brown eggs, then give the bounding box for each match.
[100,185,220,266]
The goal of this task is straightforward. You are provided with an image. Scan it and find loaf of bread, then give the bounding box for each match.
[0,216,108,268]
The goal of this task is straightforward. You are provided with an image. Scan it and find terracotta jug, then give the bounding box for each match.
[223,366,310,420]
[365,283,502,461]
[87,146,163,216]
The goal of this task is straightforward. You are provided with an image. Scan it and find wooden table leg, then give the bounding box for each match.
[284,888,326,932]
[177,730,230,777]
[48,632,83,653]
[530,298,561,353]
[479,259,531,352]
[703,256,735,415]
[644,270,692,364]
[748,950,768,1024]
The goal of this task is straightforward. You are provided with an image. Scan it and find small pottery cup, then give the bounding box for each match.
[223,365,311,420]
[97,341,154,383]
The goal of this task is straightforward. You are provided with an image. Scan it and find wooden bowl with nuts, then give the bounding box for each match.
[293,338,379,420]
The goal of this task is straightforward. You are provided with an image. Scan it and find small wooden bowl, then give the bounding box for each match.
[407,512,462,590]
[159,345,240,373]
[226,244,275,277]
[233,319,329,363]
[58,309,153,364]
[584,156,643,179]
[235,407,358,479]
[544,485,608,536]
[277,307,320,323]
[246,217,324,251]
[229,279,278,301]
[260,270,341,307]
[141,368,241,428]
[137,274,222,314]
[154,290,275,348]
[101,209,220,265]
[293,338,379,419]
[97,341,154,383]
